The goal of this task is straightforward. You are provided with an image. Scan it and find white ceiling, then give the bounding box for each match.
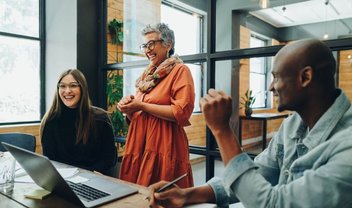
[250,0,352,28]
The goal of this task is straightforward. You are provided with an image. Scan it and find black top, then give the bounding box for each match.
[41,106,117,175]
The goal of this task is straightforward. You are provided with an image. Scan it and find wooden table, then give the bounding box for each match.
[238,113,289,151]
[0,161,149,208]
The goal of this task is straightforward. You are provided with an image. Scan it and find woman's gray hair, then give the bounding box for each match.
[141,23,175,56]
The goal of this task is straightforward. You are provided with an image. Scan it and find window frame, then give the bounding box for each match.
[249,33,270,109]
[98,0,352,182]
[0,0,45,125]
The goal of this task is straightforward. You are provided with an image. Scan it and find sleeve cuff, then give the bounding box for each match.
[171,103,191,126]
[207,177,230,208]
[223,153,257,194]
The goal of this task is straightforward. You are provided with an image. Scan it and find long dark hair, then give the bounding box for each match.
[40,69,94,144]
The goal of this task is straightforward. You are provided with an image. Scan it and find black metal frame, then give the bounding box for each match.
[98,0,352,181]
[40,0,46,120]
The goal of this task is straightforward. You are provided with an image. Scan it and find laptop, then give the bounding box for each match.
[1,142,138,208]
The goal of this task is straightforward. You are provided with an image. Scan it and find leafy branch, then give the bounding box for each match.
[240,89,256,110]
[106,70,128,137]
[108,19,123,45]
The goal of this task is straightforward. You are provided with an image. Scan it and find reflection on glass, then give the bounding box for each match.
[216,0,352,51]
[185,63,204,112]
[215,60,233,95]
[161,4,203,56]
[0,0,39,37]
[338,49,352,100]
[123,67,145,97]
[0,36,40,123]
[107,0,205,64]
[215,57,274,110]
[250,73,266,108]
[249,54,273,109]
[191,157,206,186]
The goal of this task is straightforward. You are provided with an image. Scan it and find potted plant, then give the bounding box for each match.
[106,70,128,147]
[240,89,256,116]
[108,19,123,45]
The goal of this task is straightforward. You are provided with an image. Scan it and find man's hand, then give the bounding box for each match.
[200,89,242,165]
[148,181,187,208]
[199,89,232,136]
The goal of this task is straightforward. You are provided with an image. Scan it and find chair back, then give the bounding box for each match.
[0,133,36,152]
[105,159,120,178]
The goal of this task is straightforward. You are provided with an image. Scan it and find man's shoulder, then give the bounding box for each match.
[339,105,352,124]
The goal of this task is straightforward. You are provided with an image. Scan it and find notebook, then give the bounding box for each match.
[2,142,138,208]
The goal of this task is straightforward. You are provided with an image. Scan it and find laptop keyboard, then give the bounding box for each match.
[66,180,110,202]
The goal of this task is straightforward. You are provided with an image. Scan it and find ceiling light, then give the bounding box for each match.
[281,0,286,16]
[323,0,329,39]
[259,0,269,9]
[282,6,286,16]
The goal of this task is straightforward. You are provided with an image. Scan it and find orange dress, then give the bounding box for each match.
[119,63,195,188]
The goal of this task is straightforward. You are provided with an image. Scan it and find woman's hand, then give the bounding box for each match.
[117,95,143,115]
[148,181,187,208]
[117,95,134,111]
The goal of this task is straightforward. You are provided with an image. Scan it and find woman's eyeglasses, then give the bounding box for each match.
[139,39,163,52]
[58,82,80,91]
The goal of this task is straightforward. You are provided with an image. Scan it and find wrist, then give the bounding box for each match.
[139,101,145,111]
[211,125,233,139]
[184,185,215,204]
[184,187,193,205]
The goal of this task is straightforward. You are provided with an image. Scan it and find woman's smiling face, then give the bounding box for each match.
[58,74,81,109]
[143,32,171,67]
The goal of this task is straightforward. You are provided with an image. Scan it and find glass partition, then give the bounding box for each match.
[216,0,352,51]
[0,0,39,37]
[0,36,40,123]
[338,49,352,99]
[101,0,352,180]
[107,0,207,64]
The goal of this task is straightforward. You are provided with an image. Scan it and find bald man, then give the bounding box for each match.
[148,39,352,208]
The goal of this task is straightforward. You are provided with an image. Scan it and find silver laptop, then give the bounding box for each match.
[2,142,138,208]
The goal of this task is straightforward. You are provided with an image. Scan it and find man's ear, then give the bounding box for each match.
[300,66,313,87]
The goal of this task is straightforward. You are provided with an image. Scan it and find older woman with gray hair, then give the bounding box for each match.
[118,23,195,188]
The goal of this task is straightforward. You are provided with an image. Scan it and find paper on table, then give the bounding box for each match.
[183,203,217,208]
[184,202,244,208]
[66,175,89,183]
[15,168,79,183]
[229,202,245,208]
[24,188,51,200]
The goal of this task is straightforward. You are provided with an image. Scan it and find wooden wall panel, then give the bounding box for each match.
[107,0,124,64]
[338,50,352,99]
[184,114,206,147]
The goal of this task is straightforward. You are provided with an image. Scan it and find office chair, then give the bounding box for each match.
[104,161,119,178]
[0,133,36,152]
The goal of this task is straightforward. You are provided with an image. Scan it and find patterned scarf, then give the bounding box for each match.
[135,55,183,93]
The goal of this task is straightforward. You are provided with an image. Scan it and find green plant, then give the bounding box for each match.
[240,89,256,116]
[108,19,123,45]
[106,71,128,137]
